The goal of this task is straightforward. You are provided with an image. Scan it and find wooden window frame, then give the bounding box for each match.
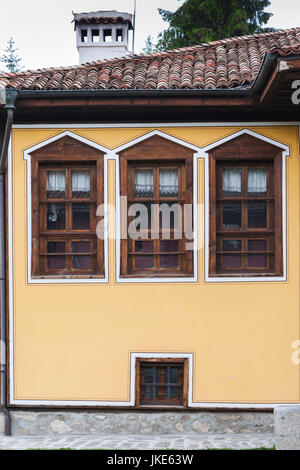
[209,135,283,278]
[31,136,105,279]
[135,358,189,408]
[119,135,194,278]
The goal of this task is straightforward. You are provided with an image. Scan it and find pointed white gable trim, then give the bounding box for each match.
[200,128,290,283]
[112,129,202,155]
[23,130,111,284]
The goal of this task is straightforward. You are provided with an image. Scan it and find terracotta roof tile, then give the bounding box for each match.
[1,27,299,91]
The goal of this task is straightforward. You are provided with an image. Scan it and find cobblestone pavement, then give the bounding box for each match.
[0,434,275,450]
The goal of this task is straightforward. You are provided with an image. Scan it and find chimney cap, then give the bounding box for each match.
[72,10,133,29]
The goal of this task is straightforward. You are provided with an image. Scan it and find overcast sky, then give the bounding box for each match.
[0,0,299,71]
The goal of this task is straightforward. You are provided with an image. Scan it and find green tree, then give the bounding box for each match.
[142,35,157,54]
[156,0,274,51]
[0,37,23,73]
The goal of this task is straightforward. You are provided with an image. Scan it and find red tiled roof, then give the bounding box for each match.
[0,28,299,91]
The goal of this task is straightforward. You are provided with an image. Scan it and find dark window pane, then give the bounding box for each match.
[248,239,267,267]
[223,255,242,268]
[160,202,181,229]
[248,254,267,267]
[47,242,66,269]
[222,202,241,229]
[248,201,266,228]
[223,240,241,251]
[159,169,178,197]
[135,241,154,253]
[248,240,266,251]
[170,386,179,399]
[170,367,179,383]
[143,367,154,384]
[47,203,65,230]
[160,255,179,268]
[156,386,168,400]
[134,170,153,198]
[135,255,154,269]
[130,202,152,230]
[143,386,153,399]
[160,240,179,253]
[72,241,91,269]
[72,204,90,229]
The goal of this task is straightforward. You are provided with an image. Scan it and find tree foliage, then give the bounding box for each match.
[0,37,23,73]
[156,0,274,51]
[142,35,156,54]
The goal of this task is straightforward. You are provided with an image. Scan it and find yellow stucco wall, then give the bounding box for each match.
[10,125,300,404]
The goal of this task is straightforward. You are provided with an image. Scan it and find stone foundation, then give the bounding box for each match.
[274,406,300,450]
[1,410,274,436]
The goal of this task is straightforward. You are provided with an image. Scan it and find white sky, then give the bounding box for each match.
[0,0,299,71]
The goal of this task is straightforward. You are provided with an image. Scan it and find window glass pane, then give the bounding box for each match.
[248,239,267,267]
[248,168,267,195]
[248,240,266,251]
[156,386,168,400]
[248,201,266,228]
[143,386,153,399]
[160,241,179,268]
[170,386,179,399]
[222,168,241,196]
[72,204,90,229]
[134,170,153,198]
[47,171,65,198]
[160,202,181,229]
[47,203,65,230]
[47,242,66,269]
[72,170,90,198]
[223,254,242,268]
[134,240,154,268]
[160,255,179,268]
[72,241,91,269]
[135,241,154,253]
[170,367,179,383]
[160,240,179,252]
[248,254,267,267]
[222,202,241,229]
[159,169,178,197]
[223,240,241,251]
[143,367,154,384]
[135,256,154,269]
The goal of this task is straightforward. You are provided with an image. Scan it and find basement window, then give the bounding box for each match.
[81,29,88,43]
[103,29,113,42]
[92,29,100,42]
[135,359,188,407]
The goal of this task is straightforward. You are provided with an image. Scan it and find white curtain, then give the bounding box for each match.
[248,169,267,193]
[134,170,153,195]
[72,170,90,192]
[159,169,178,196]
[223,169,241,193]
[47,171,65,192]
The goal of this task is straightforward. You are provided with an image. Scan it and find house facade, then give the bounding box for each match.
[0,26,300,435]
